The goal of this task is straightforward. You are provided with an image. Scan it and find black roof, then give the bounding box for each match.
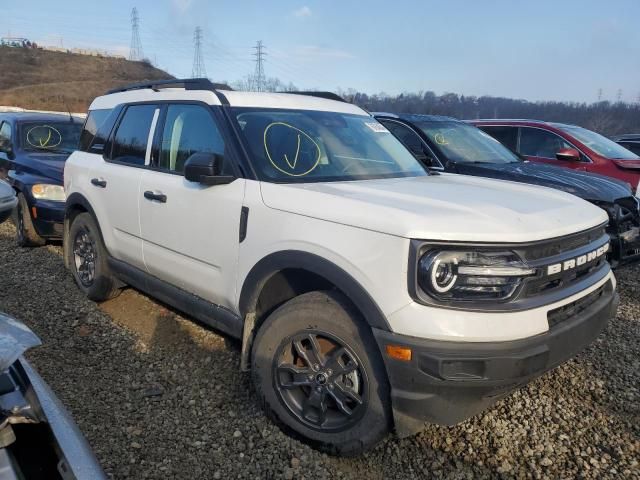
[0,111,83,123]
[105,78,234,94]
[373,112,459,122]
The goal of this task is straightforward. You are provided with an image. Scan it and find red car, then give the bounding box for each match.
[470,120,640,194]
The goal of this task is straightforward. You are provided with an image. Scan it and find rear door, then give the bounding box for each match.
[518,127,587,171]
[139,103,245,308]
[92,104,159,268]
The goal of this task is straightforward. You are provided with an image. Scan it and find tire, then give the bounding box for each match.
[251,290,391,456]
[66,212,120,302]
[12,193,45,247]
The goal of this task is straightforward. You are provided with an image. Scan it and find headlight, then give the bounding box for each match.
[31,184,65,202]
[417,250,535,302]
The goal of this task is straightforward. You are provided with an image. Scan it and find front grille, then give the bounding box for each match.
[516,225,605,261]
[513,225,610,299]
[547,282,609,329]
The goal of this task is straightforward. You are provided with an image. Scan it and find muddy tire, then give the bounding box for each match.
[251,290,391,456]
[67,212,120,302]
[12,193,45,247]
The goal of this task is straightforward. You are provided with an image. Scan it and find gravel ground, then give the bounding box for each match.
[0,221,638,479]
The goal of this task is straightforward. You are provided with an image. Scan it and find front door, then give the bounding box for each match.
[518,127,587,171]
[139,103,245,309]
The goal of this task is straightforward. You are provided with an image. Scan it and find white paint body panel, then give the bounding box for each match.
[64,153,145,269]
[260,174,608,242]
[139,170,246,306]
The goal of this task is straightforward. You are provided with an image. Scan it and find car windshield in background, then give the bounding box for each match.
[19,121,82,154]
[557,125,640,160]
[231,108,427,183]
[414,121,520,164]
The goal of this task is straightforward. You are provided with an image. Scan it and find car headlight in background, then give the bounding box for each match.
[31,184,66,202]
[417,250,536,302]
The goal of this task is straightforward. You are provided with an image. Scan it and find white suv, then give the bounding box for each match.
[64,79,619,455]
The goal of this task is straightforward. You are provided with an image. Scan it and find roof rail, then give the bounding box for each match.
[105,78,233,95]
[286,91,347,103]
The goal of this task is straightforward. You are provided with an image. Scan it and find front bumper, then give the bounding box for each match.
[610,229,640,267]
[0,196,17,224]
[30,200,64,238]
[374,279,619,438]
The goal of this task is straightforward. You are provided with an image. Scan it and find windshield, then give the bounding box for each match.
[231,108,426,183]
[19,121,82,154]
[557,125,640,160]
[414,121,520,164]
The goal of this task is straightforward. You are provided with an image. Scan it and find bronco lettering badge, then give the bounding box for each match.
[547,243,609,276]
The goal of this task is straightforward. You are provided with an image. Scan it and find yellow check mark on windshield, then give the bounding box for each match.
[283,134,301,169]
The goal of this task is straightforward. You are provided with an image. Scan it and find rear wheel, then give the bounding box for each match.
[251,290,391,456]
[67,212,120,301]
[12,193,45,247]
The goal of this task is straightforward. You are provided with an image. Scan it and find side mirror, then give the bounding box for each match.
[184,152,235,186]
[556,148,580,162]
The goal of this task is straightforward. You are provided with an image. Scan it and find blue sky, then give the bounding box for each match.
[2,0,639,103]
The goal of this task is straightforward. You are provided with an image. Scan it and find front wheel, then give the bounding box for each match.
[12,193,45,247]
[251,291,391,456]
[66,212,120,302]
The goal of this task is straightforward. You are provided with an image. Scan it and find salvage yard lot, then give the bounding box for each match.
[0,221,638,479]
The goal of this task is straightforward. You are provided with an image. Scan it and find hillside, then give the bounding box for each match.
[0,46,173,112]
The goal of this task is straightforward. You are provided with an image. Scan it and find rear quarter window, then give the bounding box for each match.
[79,108,115,153]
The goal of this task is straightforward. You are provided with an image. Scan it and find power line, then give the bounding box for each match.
[192,26,207,78]
[253,40,266,91]
[129,7,144,61]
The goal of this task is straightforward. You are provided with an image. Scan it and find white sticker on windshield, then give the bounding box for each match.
[365,122,389,133]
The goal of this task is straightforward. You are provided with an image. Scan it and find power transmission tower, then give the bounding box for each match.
[616,89,623,103]
[597,88,603,102]
[129,7,144,61]
[253,41,267,91]
[192,27,207,78]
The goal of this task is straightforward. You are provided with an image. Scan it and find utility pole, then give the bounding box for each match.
[192,27,207,78]
[129,7,144,61]
[253,40,267,92]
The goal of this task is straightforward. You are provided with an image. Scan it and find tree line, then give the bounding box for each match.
[336,90,640,137]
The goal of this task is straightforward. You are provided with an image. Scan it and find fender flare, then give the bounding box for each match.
[64,192,106,268]
[239,250,391,331]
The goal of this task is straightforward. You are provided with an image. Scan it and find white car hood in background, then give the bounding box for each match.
[260,174,608,242]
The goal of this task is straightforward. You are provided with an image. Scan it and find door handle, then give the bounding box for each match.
[143,190,167,203]
[91,178,107,188]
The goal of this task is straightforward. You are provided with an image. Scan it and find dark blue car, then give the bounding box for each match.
[0,112,83,246]
[374,113,640,266]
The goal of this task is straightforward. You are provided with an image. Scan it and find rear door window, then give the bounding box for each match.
[110,105,158,165]
[478,126,518,152]
[519,127,572,159]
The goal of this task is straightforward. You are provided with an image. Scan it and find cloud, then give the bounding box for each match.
[293,6,312,18]
[172,0,193,14]
[294,45,354,59]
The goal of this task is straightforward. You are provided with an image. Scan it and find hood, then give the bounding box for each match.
[453,161,632,203]
[260,174,608,242]
[15,152,67,182]
[0,313,41,370]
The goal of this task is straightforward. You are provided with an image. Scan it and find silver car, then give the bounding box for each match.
[0,313,106,479]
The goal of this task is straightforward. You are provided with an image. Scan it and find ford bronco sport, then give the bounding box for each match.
[64,79,619,455]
